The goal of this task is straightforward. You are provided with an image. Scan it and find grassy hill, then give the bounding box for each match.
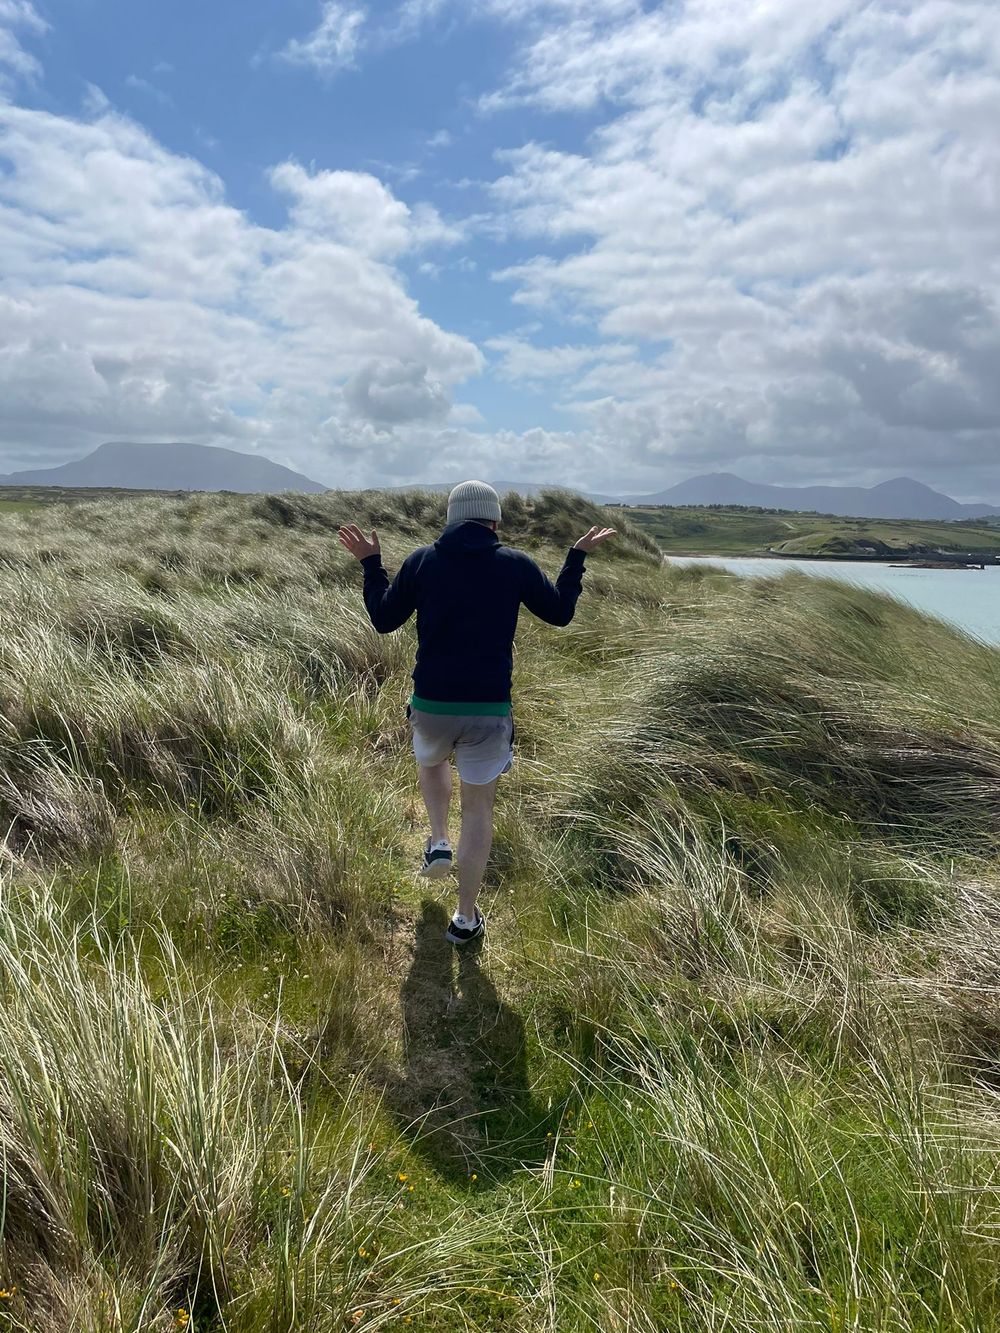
[623,503,1000,558]
[0,488,998,1329]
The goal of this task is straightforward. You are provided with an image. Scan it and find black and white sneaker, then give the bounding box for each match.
[419,838,453,880]
[445,909,485,946]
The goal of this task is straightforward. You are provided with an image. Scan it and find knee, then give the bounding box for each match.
[461,783,496,815]
[463,809,494,832]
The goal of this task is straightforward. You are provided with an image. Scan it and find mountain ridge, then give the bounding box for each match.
[388,472,998,519]
[0,442,328,494]
[616,472,1000,519]
[0,445,995,519]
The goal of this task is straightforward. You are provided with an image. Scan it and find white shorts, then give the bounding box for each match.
[408,706,514,785]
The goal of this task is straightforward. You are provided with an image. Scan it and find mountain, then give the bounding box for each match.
[385,474,998,518]
[381,480,629,506]
[0,442,327,494]
[1,447,994,520]
[621,473,1000,520]
[381,480,620,503]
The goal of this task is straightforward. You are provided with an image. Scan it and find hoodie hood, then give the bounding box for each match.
[434,520,500,555]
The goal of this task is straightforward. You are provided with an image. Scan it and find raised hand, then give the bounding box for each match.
[573,525,617,553]
[338,524,381,561]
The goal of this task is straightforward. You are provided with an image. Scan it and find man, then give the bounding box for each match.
[339,480,615,945]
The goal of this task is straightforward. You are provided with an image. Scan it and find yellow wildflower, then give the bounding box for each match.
[593,1272,602,1283]
[397,1172,408,1183]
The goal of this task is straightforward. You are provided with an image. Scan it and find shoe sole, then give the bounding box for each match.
[418,859,453,880]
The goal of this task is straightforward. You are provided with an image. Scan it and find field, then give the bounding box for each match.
[0,487,999,1330]
[0,486,201,518]
[622,504,1000,557]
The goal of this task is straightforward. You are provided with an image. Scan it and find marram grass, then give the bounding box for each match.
[0,488,996,1329]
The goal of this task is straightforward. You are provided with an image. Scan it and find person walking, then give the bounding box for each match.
[338,481,615,945]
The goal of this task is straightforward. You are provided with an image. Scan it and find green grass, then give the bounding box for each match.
[622,504,1000,558]
[0,486,200,509]
[0,488,998,1329]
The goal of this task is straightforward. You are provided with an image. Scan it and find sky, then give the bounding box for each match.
[0,0,998,498]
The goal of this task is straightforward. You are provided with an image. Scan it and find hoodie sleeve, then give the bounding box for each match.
[519,548,587,627]
[360,551,418,633]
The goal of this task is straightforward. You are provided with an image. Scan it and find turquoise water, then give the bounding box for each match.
[668,556,1000,645]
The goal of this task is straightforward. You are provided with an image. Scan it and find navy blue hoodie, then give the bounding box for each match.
[360,521,587,703]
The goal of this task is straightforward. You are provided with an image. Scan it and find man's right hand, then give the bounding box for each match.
[338,524,381,561]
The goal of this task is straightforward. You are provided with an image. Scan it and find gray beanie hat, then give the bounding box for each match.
[446,479,502,526]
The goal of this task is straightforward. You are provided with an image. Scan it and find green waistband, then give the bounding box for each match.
[411,694,512,716]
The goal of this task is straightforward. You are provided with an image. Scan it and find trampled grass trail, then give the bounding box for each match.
[0,488,998,1330]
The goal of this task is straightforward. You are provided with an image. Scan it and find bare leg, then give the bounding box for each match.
[457,777,498,919]
[418,760,452,845]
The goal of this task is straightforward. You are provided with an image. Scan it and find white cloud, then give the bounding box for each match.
[477,0,859,112]
[487,335,636,383]
[344,360,452,425]
[278,2,366,75]
[479,0,1000,495]
[393,0,634,33]
[3,0,1000,498]
[306,417,618,490]
[124,73,174,107]
[269,160,462,257]
[0,0,45,21]
[0,0,46,85]
[0,99,482,476]
[386,0,448,39]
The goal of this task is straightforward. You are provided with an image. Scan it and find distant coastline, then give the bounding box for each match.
[626,504,1000,565]
[756,552,992,567]
[665,551,998,567]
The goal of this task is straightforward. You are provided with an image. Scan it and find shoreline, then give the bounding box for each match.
[662,551,998,566]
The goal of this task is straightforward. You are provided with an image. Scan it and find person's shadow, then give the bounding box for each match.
[386,899,550,1183]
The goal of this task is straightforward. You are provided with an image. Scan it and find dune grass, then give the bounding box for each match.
[0,488,997,1329]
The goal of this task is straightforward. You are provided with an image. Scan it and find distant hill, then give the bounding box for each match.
[382,480,620,504]
[384,474,998,519]
[622,473,1000,520]
[0,442,327,494]
[0,448,994,520]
